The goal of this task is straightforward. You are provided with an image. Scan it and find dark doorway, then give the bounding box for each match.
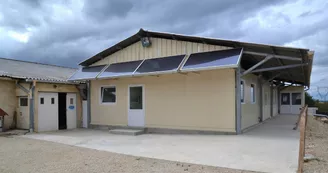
[58,93,67,130]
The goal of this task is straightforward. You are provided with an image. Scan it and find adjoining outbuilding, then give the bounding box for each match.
[70,28,314,134]
[0,58,85,132]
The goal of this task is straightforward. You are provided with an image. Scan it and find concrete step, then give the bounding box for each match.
[109,129,145,136]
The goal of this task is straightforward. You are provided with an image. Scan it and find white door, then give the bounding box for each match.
[291,92,302,114]
[66,93,77,129]
[280,92,302,115]
[17,97,29,129]
[38,92,58,132]
[128,85,145,127]
[280,93,291,114]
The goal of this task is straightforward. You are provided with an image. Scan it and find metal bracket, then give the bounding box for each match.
[243,51,303,61]
[16,81,30,94]
[242,55,273,76]
[251,63,308,73]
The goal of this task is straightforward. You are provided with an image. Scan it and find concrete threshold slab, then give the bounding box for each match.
[109,129,144,136]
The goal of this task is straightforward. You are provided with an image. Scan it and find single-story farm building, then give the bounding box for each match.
[0,58,84,132]
[70,29,314,134]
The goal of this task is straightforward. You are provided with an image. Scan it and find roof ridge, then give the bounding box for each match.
[0,57,77,70]
[141,28,310,51]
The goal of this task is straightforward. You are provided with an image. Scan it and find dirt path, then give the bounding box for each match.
[0,136,258,173]
[304,116,328,173]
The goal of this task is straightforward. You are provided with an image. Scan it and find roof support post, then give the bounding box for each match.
[258,76,263,122]
[87,81,91,128]
[270,82,274,117]
[29,80,36,132]
[242,55,273,76]
[251,63,308,73]
[235,66,242,134]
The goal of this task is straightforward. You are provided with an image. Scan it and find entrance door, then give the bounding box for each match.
[128,85,145,127]
[280,92,302,114]
[38,92,58,132]
[66,93,77,129]
[291,93,302,114]
[58,93,67,130]
[18,97,29,129]
[280,93,291,114]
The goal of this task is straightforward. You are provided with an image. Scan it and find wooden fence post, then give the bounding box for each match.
[297,105,308,173]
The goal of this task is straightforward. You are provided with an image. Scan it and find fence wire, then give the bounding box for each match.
[308,86,328,101]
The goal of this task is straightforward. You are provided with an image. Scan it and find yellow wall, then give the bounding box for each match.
[241,74,261,130]
[33,83,82,132]
[91,69,236,132]
[92,37,231,66]
[240,74,281,130]
[0,79,17,130]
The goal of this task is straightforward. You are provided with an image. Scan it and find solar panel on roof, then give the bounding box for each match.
[181,48,242,72]
[68,65,106,81]
[97,60,143,79]
[134,55,185,75]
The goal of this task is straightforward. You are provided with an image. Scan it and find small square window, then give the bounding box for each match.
[70,98,74,105]
[51,98,55,104]
[101,86,116,103]
[20,98,28,107]
[281,93,290,105]
[292,93,302,105]
[40,97,44,104]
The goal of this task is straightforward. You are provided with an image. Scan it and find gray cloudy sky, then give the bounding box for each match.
[0,0,327,92]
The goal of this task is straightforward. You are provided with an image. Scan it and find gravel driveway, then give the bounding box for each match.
[0,136,258,173]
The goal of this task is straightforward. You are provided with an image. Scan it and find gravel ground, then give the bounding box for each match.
[0,136,259,173]
[304,116,328,173]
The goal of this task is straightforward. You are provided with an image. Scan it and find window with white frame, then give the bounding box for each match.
[241,80,245,103]
[101,86,116,103]
[250,84,256,103]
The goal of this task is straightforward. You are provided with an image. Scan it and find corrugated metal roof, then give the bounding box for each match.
[0,58,77,82]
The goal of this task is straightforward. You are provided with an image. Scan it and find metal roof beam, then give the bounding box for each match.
[243,51,302,61]
[262,72,283,84]
[241,55,273,76]
[251,63,308,73]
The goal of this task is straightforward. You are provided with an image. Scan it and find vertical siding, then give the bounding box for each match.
[90,69,236,132]
[90,38,231,66]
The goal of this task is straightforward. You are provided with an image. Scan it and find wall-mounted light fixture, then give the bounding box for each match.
[141,37,151,47]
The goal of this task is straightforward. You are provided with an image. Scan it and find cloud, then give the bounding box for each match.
[83,0,133,20]
[0,0,327,88]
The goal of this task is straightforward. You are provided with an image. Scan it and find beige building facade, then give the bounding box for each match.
[72,29,313,134]
[0,58,82,132]
[0,78,82,132]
